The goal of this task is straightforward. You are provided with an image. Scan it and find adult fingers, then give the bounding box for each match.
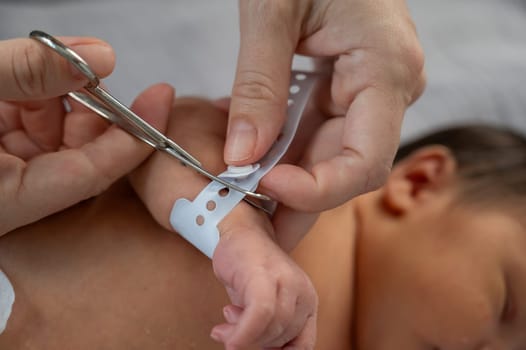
[225,1,304,165]
[0,131,42,159]
[0,98,66,159]
[62,93,112,148]
[20,99,66,151]
[0,36,114,101]
[0,95,110,158]
[0,83,173,235]
[261,86,404,212]
[62,111,109,148]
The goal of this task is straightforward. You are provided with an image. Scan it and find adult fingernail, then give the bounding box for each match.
[225,118,256,162]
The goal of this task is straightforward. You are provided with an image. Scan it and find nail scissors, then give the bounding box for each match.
[29,30,272,203]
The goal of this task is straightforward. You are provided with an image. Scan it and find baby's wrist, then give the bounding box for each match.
[218,200,276,243]
[212,201,281,280]
[132,98,277,257]
[170,175,276,258]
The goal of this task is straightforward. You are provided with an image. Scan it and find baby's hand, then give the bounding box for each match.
[130,98,318,349]
[211,204,317,349]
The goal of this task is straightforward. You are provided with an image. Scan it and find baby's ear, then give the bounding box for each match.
[382,145,457,215]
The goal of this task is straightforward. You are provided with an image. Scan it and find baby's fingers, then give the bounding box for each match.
[212,278,278,348]
[278,313,317,350]
[263,278,318,349]
[214,280,312,349]
[259,290,304,348]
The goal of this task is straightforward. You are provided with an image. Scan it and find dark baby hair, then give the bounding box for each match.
[395,125,526,202]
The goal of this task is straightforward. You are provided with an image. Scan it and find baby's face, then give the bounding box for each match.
[355,200,526,349]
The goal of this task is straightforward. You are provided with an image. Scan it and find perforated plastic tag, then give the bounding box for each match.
[170,71,317,258]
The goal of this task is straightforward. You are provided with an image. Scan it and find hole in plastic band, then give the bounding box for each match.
[206,200,217,211]
[295,73,307,80]
[290,85,300,94]
[196,215,205,226]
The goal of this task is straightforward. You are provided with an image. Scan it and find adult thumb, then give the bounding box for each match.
[0,36,115,101]
[225,2,301,165]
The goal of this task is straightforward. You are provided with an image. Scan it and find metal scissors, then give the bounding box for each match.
[29,30,272,203]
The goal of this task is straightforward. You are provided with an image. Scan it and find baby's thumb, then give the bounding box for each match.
[0,35,114,101]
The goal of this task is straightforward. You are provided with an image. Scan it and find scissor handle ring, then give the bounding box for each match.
[29,30,100,89]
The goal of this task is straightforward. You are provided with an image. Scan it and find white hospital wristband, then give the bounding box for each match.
[170,71,317,258]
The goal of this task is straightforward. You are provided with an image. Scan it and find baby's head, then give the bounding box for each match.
[354,125,526,349]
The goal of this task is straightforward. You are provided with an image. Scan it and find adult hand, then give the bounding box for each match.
[226,0,425,223]
[0,36,173,235]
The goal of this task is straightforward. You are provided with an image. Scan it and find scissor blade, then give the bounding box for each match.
[68,92,158,149]
[89,86,202,167]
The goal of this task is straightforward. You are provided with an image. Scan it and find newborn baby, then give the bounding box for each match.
[0,97,525,349]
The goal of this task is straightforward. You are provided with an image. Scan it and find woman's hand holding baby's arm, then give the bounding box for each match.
[130,98,318,349]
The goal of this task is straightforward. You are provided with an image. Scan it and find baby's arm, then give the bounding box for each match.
[130,98,318,349]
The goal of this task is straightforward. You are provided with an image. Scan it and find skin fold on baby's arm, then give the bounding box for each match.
[129,98,318,350]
